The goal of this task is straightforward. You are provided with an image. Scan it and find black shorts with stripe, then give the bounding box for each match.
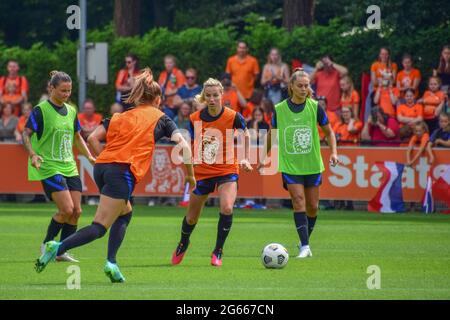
[41,175,82,201]
[94,163,136,201]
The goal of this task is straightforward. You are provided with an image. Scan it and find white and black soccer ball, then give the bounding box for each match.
[261,243,289,269]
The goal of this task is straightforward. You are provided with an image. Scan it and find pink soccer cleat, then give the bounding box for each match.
[171,242,188,265]
[211,250,223,267]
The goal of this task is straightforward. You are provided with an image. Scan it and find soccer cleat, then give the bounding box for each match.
[56,252,79,263]
[35,241,60,273]
[104,261,125,283]
[296,246,313,258]
[211,249,223,267]
[171,241,189,265]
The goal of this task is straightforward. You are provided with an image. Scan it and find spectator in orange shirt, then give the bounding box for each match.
[373,76,399,118]
[220,73,246,114]
[158,55,186,119]
[311,55,348,113]
[0,60,29,116]
[78,99,103,140]
[14,102,32,143]
[225,41,260,100]
[243,89,264,122]
[418,76,446,134]
[371,47,398,89]
[396,53,421,99]
[115,54,140,105]
[261,99,275,128]
[333,107,363,146]
[261,47,290,105]
[317,96,338,141]
[397,89,424,140]
[406,121,430,167]
[339,75,360,117]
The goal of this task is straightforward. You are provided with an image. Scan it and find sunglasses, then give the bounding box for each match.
[125,60,133,64]
[186,76,196,80]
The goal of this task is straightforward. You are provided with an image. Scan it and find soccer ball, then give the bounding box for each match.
[261,243,289,269]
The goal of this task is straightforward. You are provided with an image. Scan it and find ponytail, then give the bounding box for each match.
[125,67,161,106]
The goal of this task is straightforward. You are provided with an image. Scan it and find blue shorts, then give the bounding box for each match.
[94,163,136,201]
[282,173,322,190]
[41,175,82,201]
[193,174,239,196]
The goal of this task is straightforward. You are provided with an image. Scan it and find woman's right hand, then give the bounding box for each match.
[30,154,44,170]
[185,175,196,189]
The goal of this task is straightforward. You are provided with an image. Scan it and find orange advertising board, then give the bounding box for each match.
[0,144,448,201]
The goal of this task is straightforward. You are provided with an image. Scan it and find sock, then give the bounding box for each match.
[214,213,233,254]
[294,212,309,247]
[180,216,196,246]
[57,222,107,256]
[43,218,64,243]
[60,224,77,241]
[107,212,132,264]
[307,216,317,238]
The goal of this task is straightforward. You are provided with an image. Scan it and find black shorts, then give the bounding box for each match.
[41,175,82,201]
[282,173,322,190]
[193,173,239,196]
[94,163,136,201]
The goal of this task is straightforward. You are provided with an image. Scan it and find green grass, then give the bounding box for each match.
[0,203,450,300]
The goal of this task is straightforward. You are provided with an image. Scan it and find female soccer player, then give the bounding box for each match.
[22,71,95,263]
[36,68,196,282]
[258,68,339,258]
[171,78,253,267]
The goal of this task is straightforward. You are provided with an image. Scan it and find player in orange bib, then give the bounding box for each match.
[36,68,195,281]
[171,78,253,267]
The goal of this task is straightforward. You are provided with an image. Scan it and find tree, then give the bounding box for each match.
[114,0,141,37]
[282,0,315,30]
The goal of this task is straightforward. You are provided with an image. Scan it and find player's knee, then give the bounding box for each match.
[221,204,233,215]
[72,207,82,221]
[59,204,75,218]
[291,194,305,208]
[306,203,318,215]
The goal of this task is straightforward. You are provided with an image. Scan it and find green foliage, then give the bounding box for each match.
[0,18,448,113]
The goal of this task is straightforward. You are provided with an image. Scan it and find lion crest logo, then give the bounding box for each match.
[284,125,312,154]
[200,135,220,165]
[145,149,185,193]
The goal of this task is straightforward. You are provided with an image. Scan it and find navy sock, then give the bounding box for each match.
[307,216,317,238]
[107,212,132,264]
[60,224,77,241]
[43,218,64,243]
[214,213,233,254]
[294,212,309,247]
[57,222,107,256]
[180,216,196,246]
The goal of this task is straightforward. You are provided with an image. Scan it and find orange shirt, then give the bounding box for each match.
[318,110,339,140]
[378,87,399,118]
[78,113,103,132]
[314,68,341,111]
[422,90,446,120]
[333,120,363,145]
[158,67,186,108]
[396,68,421,98]
[0,76,29,95]
[222,88,242,113]
[115,69,141,90]
[408,133,430,148]
[226,55,260,99]
[16,115,28,134]
[396,103,423,127]
[96,106,164,183]
[340,90,360,113]
[242,101,255,120]
[190,107,239,181]
[371,61,398,87]
[264,112,273,128]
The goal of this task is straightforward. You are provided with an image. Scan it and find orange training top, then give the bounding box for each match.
[96,105,164,183]
[190,107,240,181]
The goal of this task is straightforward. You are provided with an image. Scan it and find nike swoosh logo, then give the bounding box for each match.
[223,228,230,231]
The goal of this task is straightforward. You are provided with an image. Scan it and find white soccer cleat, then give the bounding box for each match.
[296,246,313,258]
[55,252,79,263]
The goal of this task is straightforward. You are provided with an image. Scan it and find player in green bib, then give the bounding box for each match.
[258,68,339,258]
[22,71,95,263]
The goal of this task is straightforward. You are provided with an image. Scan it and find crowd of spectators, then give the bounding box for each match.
[1,43,449,159]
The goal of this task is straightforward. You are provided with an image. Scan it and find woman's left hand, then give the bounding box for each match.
[329,153,339,167]
[88,156,96,165]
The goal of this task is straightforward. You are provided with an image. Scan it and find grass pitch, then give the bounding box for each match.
[0,203,449,300]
